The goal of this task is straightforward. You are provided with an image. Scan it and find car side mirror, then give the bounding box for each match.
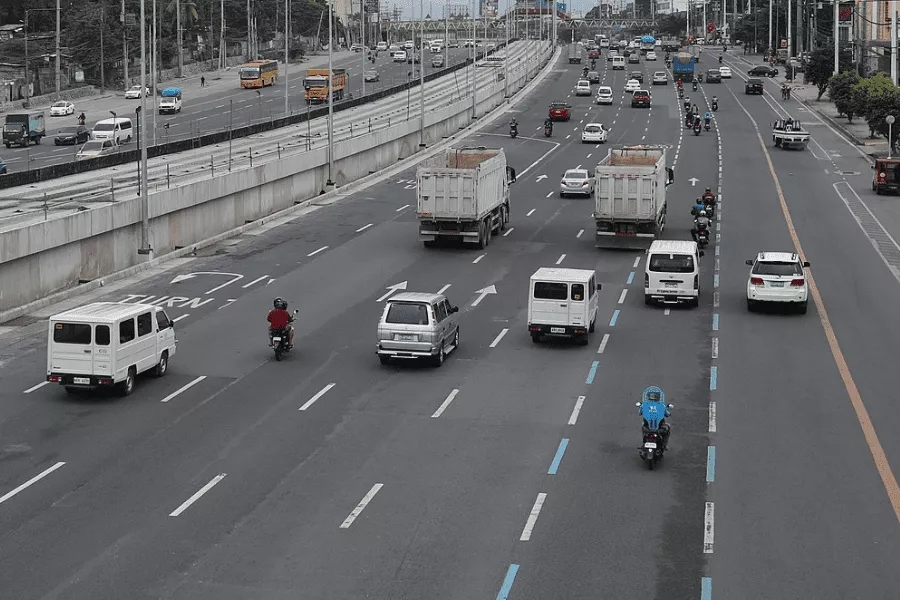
[745,259,754,266]
[451,306,459,313]
[635,402,642,407]
[803,261,810,267]
[596,283,602,291]
[871,164,876,169]
[667,403,674,408]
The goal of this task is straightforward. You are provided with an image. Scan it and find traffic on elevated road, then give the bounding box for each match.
[1,29,900,600]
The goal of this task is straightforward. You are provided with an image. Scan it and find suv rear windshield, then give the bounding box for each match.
[753,261,801,276]
[649,254,695,273]
[385,302,430,325]
[534,282,568,300]
[53,322,92,344]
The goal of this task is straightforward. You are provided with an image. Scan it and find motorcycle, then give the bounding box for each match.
[693,122,701,136]
[711,100,718,111]
[702,195,716,219]
[510,125,518,138]
[271,310,298,361]
[636,386,673,470]
[678,88,684,99]
[692,81,698,91]
[544,124,552,137]
[704,119,711,131]
[697,227,709,248]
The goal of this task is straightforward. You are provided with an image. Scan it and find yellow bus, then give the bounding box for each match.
[239,59,279,88]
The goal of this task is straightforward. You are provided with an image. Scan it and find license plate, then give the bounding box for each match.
[550,327,566,334]
[73,377,90,385]
[272,337,281,343]
[395,333,417,341]
[665,281,678,287]
[769,281,784,287]
[644,442,658,449]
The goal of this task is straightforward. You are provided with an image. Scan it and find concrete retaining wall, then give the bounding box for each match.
[0,47,551,313]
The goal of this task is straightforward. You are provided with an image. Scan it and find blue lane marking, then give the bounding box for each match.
[609,310,620,327]
[586,361,600,384]
[497,564,520,600]
[701,577,712,600]
[548,438,570,474]
[712,313,719,331]
[713,274,720,288]
[706,446,716,482]
[626,271,635,285]
[710,366,718,391]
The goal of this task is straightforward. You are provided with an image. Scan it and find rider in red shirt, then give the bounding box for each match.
[267,297,294,347]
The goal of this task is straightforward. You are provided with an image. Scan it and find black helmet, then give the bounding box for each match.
[274,297,287,310]
[705,187,711,193]
[646,390,661,402]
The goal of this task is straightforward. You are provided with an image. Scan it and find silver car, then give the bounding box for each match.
[560,168,595,198]
[376,292,460,367]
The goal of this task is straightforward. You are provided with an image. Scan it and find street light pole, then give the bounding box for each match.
[55,0,61,100]
[361,0,366,98]
[888,115,895,159]
[138,0,151,256]
[471,0,476,119]
[285,0,290,115]
[833,0,839,74]
[177,0,183,77]
[419,0,425,147]
[326,0,335,188]
[152,0,157,146]
[24,11,29,107]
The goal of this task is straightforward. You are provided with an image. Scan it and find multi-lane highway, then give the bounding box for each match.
[0,45,477,173]
[1,45,900,600]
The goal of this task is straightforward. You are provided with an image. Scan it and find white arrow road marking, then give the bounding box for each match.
[376,281,408,302]
[170,272,245,295]
[689,177,699,186]
[535,174,548,182]
[470,284,497,307]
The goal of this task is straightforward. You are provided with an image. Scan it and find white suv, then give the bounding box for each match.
[745,252,810,313]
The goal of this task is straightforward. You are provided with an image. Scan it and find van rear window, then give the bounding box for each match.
[385,302,430,325]
[534,282,568,300]
[649,254,695,273]
[53,323,91,344]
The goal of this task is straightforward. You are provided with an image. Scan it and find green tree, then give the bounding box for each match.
[828,70,860,122]
[851,73,900,140]
[803,48,837,100]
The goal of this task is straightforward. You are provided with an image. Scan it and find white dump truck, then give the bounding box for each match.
[593,146,675,250]
[417,147,517,248]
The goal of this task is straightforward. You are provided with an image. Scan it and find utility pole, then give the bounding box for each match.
[139,0,151,256]
[419,0,425,147]
[471,0,476,119]
[248,0,253,59]
[361,0,366,98]
[787,0,792,58]
[100,6,106,91]
[123,0,129,84]
[768,0,773,59]
[177,0,183,77]
[893,1,898,86]
[152,0,157,146]
[24,12,29,106]
[55,0,61,100]
[285,0,290,115]
[326,0,335,188]
[796,0,802,54]
[220,0,226,69]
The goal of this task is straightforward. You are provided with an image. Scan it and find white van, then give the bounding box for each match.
[644,240,704,307]
[612,56,626,70]
[528,268,602,344]
[92,117,133,145]
[47,302,177,396]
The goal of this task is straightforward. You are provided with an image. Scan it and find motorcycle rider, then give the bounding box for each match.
[77,112,86,125]
[693,115,702,132]
[640,388,671,450]
[692,103,699,117]
[509,117,518,136]
[267,297,295,348]
[583,66,589,78]
[692,79,698,91]
[590,58,597,70]
[702,187,715,204]
[691,210,710,243]
[691,198,706,216]
[704,110,712,128]
[543,117,553,135]
[711,95,718,110]
[718,55,723,64]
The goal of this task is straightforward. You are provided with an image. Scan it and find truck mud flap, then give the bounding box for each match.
[595,231,655,250]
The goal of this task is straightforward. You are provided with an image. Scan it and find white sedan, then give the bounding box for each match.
[646,51,658,61]
[581,123,609,143]
[575,79,593,96]
[125,85,150,99]
[745,252,810,313]
[624,79,641,92]
[652,71,668,85]
[595,86,613,104]
[719,66,733,78]
[49,101,75,116]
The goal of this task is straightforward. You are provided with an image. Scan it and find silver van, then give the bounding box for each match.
[376,292,460,367]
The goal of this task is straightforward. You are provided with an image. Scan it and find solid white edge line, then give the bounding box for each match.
[568,395,586,425]
[169,474,227,517]
[520,492,547,541]
[356,223,374,233]
[340,483,384,528]
[432,388,460,418]
[0,461,66,505]
[503,227,515,237]
[23,381,50,394]
[299,383,336,411]
[307,246,329,257]
[160,375,208,403]
[703,501,715,553]
[489,328,510,348]
[396,204,411,212]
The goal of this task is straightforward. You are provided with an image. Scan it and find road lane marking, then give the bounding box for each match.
[396,204,410,211]
[568,395,586,425]
[436,284,452,295]
[496,564,520,600]
[712,313,719,331]
[617,289,627,304]
[664,308,671,315]
[242,275,269,288]
[473,254,486,264]
[307,246,329,257]
[548,439,569,474]
[489,328,509,348]
[632,256,641,268]
[172,314,189,322]
[585,361,600,384]
[710,366,717,390]
[0,462,66,505]
[160,376,207,403]
[546,191,553,197]
[299,383,336,411]
[503,227,514,236]
[519,493,547,541]
[23,381,50,394]
[712,337,719,359]
[626,271,635,284]
[706,446,716,482]
[556,253,566,265]
[702,577,712,600]
[431,389,459,418]
[577,229,584,238]
[597,333,609,354]
[340,483,384,528]
[740,91,900,523]
[526,209,536,216]
[609,310,620,326]
[713,292,720,308]
[713,274,719,288]
[356,223,374,233]
[709,401,717,433]
[169,474,226,517]
[703,501,715,553]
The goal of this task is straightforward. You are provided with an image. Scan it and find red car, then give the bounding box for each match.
[631,90,651,108]
[549,102,571,121]
[588,48,600,59]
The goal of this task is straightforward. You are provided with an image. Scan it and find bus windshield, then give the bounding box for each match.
[240,68,260,79]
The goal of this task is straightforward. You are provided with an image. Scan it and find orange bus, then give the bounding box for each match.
[239,59,279,88]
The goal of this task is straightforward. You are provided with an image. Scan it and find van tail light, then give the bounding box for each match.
[644,273,649,288]
[790,278,805,287]
[694,275,699,289]
[750,277,764,285]
[47,375,61,382]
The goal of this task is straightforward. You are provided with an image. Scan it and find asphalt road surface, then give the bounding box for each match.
[1,46,474,174]
[1,48,899,600]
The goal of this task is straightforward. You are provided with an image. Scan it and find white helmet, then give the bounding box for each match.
[699,210,707,217]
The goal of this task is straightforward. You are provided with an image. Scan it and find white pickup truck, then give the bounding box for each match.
[772,118,810,150]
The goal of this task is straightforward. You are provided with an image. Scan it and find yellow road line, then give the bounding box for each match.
[733,92,900,524]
